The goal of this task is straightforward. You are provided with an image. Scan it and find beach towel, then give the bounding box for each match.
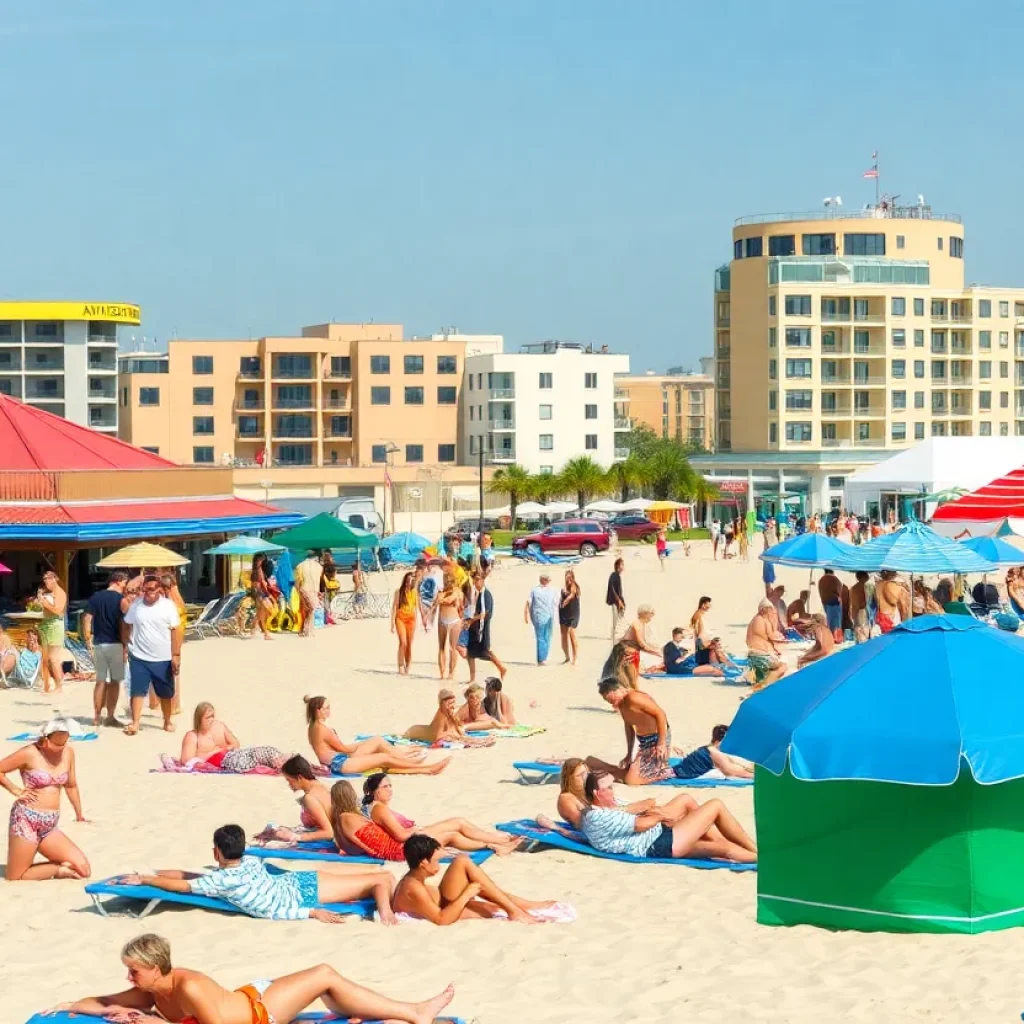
[155,755,364,778]
[246,841,494,865]
[85,873,376,920]
[390,900,576,924]
[354,733,494,749]
[512,760,752,788]
[641,656,748,683]
[497,818,756,870]
[357,726,542,747]
[27,1013,470,1024]
[8,731,99,741]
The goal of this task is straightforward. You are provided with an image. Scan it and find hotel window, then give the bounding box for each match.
[276,444,313,466]
[1002,392,1010,408]
[914,298,925,316]
[821,423,836,441]
[139,387,160,406]
[892,329,906,348]
[914,329,924,347]
[914,361,925,378]
[979,300,992,318]
[785,359,811,379]
[142,446,160,455]
[980,392,992,411]
[769,234,795,256]
[892,391,906,410]
[768,327,777,347]
[769,359,777,380]
[437,355,457,374]
[857,423,872,442]
[980,361,992,379]
[273,355,311,379]
[932,360,947,379]
[950,237,964,258]
[239,356,261,376]
[744,237,763,258]
[785,328,811,347]
[784,295,811,316]
[821,392,836,412]
[372,445,387,463]
[438,444,456,462]
[370,386,391,405]
[1000,331,1010,347]
[468,376,474,391]
[769,423,778,443]
[192,356,213,375]
[821,297,850,319]
[733,239,743,260]
[769,390,777,411]
[539,434,554,450]
[585,372,598,388]
[915,391,925,409]
[802,233,836,255]
[937,237,944,251]
[891,297,906,316]
[370,355,391,374]
[538,404,553,420]
[844,233,885,256]
[405,444,423,463]
[892,422,907,441]
[35,323,58,337]
[1001,361,1010,378]
[891,359,906,379]
[238,415,260,437]
[405,386,424,405]
[854,330,870,353]
[539,372,553,389]
[980,422,993,436]
[768,296,776,316]
[1001,301,1010,317]
[193,387,213,406]
[404,355,424,374]
[584,404,598,419]
[193,446,214,463]
[915,423,925,439]
[854,390,870,413]
[979,331,992,349]
[896,235,905,249]
[854,299,870,321]
[585,434,598,450]
[0,324,11,337]
[330,356,351,378]
[1002,423,1010,436]
[437,386,457,404]
[785,390,812,411]
[193,416,213,435]
[785,422,812,442]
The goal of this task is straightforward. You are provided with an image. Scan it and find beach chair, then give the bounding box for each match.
[5,651,41,690]
[184,599,220,641]
[207,592,247,636]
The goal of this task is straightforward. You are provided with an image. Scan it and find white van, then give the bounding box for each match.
[334,496,383,536]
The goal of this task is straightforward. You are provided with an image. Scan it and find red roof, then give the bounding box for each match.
[0,395,176,471]
[932,467,1024,522]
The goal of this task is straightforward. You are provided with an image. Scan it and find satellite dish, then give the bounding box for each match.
[918,194,925,205]
[834,196,842,207]
[823,197,832,206]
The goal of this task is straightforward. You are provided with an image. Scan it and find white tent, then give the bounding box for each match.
[843,438,1024,518]
[586,499,626,513]
[621,497,654,511]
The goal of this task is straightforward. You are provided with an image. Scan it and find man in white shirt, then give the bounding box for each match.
[296,550,324,638]
[123,574,182,736]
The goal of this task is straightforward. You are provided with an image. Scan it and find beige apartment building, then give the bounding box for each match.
[617,369,714,449]
[693,201,1024,512]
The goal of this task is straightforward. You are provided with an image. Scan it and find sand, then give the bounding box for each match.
[1,541,1017,1023]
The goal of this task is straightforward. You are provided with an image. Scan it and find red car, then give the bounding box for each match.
[513,518,610,557]
[607,514,661,542]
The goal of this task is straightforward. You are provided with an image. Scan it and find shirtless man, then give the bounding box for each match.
[51,932,454,1024]
[586,677,676,784]
[796,613,835,669]
[850,571,871,642]
[393,833,556,925]
[746,600,787,690]
[817,568,844,642]
[785,589,814,634]
[404,689,494,747]
[876,570,910,633]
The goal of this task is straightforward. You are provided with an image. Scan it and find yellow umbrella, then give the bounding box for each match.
[96,542,190,568]
[646,500,687,512]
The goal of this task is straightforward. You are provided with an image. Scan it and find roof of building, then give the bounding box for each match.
[0,396,176,471]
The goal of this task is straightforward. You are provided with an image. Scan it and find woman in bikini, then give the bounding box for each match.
[248,553,276,640]
[362,773,521,856]
[391,571,418,675]
[0,716,90,880]
[620,604,662,684]
[177,702,290,773]
[403,688,493,747]
[456,683,512,731]
[305,695,451,776]
[435,569,463,680]
[482,676,516,725]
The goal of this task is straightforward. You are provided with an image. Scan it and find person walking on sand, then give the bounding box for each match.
[606,557,625,642]
[124,575,182,736]
[559,568,581,665]
[524,573,559,665]
[296,549,323,638]
[391,571,419,675]
[467,571,505,681]
[83,570,128,728]
[49,931,455,1024]
[655,529,668,571]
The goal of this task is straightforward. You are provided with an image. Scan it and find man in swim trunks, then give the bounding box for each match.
[587,677,675,784]
[50,931,454,1024]
[850,571,872,643]
[817,569,843,642]
[876,570,910,633]
[745,600,787,690]
[796,613,835,669]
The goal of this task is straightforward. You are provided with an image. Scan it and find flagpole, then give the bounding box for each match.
[875,151,880,206]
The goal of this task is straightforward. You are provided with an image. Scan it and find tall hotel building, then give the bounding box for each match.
[693,202,1024,510]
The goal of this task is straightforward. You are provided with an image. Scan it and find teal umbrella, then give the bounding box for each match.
[204,536,285,556]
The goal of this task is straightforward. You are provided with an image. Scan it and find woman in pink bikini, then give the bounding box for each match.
[254,755,338,845]
[0,716,90,880]
[178,702,290,773]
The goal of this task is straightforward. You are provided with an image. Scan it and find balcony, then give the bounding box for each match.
[272,430,316,441]
[852,406,886,419]
[820,403,852,415]
[323,397,351,410]
[325,426,352,439]
[822,375,852,386]
[24,361,64,374]
[271,368,315,381]
[821,343,851,355]
[489,419,515,431]
[931,314,972,325]
[852,344,886,357]
[613,447,630,460]
[25,386,64,401]
[324,368,351,379]
[88,386,117,403]
[238,368,263,379]
[88,359,117,374]
[236,398,264,411]
[852,314,886,325]
[716,346,731,359]
[0,332,19,345]
[717,316,731,327]
[851,376,887,386]
[485,448,517,464]
[821,312,852,323]
[950,375,973,386]
[87,333,118,346]
[614,388,630,400]
[614,417,632,430]
[273,397,316,410]
[490,388,516,400]
[237,427,263,440]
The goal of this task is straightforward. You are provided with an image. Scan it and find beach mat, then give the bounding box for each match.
[641,670,748,685]
[512,760,752,788]
[84,873,376,920]
[357,725,543,746]
[246,842,493,865]
[8,731,99,741]
[497,818,755,870]
[28,1015,468,1024]
[155,756,365,779]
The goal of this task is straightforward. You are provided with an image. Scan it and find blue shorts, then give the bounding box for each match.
[128,654,175,700]
[330,753,349,775]
[824,601,843,632]
[647,827,674,859]
[292,870,319,907]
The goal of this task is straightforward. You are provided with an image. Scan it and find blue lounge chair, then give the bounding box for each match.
[512,761,751,787]
[246,841,493,865]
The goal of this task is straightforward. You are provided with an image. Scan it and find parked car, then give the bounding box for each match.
[512,518,610,557]
[446,518,501,541]
[607,514,661,542]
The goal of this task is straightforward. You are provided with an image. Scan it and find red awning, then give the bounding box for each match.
[932,467,1024,522]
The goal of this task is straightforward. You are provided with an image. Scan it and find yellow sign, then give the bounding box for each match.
[0,301,141,325]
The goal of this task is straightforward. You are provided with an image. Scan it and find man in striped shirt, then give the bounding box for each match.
[579,773,757,863]
[111,824,396,923]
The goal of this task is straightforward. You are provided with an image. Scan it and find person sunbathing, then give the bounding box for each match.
[672,725,754,780]
[455,683,512,731]
[362,772,522,856]
[483,676,516,724]
[178,702,289,773]
[49,931,454,1024]
[578,771,757,862]
[785,590,815,635]
[108,823,396,924]
[656,628,732,677]
[404,688,494,746]
[543,757,656,829]
[393,833,558,924]
[253,755,341,845]
[305,695,451,775]
[796,613,837,669]
[745,601,787,690]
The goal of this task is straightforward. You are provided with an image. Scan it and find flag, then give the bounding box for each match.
[384,467,392,488]
[863,168,878,179]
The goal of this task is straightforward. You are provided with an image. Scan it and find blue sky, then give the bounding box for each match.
[3,0,1023,370]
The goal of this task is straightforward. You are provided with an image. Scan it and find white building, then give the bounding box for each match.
[0,300,141,434]
[460,342,631,473]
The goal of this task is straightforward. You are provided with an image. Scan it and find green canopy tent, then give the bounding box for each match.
[272,513,378,552]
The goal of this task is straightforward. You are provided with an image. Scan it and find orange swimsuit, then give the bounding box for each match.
[180,985,272,1024]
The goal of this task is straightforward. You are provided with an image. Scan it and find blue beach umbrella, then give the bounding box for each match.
[957,535,1024,568]
[830,520,997,574]
[760,532,849,568]
[379,531,431,553]
[204,536,285,556]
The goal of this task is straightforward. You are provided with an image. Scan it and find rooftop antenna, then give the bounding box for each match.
[834,195,842,208]
[863,151,879,206]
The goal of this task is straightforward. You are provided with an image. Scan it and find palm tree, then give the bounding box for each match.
[529,471,560,505]
[606,455,650,503]
[558,456,609,511]
[686,475,720,528]
[486,464,532,531]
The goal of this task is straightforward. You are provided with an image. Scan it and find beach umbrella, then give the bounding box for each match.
[957,536,1024,568]
[203,536,284,556]
[722,616,1024,934]
[830,520,997,574]
[379,531,431,553]
[760,532,849,568]
[96,542,189,568]
[273,513,378,552]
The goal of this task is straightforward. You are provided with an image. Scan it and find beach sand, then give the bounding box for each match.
[1,541,1016,1023]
